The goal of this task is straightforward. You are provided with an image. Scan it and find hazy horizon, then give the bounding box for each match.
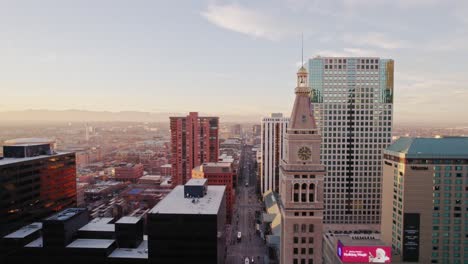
[0,109,467,127]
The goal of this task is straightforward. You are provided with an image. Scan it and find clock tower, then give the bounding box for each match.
[279,65,325,264]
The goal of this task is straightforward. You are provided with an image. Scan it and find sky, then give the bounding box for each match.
[1,0,467,124]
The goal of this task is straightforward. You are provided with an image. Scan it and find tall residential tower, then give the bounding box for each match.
[279,66,325,264]
[309,57,394,224]
[170,112,219,187]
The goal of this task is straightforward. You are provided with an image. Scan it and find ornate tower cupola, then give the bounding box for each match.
[297,66,308,88]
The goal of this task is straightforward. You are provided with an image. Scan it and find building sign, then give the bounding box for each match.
[337,241,392,263]
[403,213,420,262]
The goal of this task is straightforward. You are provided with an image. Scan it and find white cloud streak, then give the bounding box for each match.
[201,4,294,41]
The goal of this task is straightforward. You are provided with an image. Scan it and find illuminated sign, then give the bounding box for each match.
[337,241,392,263]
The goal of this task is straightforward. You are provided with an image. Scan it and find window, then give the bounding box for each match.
[294,237,299,243]
[301,224,307,233]
[309,224,314,232]
[294,224,299,233]
[294,248,298,254]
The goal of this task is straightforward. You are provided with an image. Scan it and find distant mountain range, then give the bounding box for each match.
[0,109,263,123]
[0,109,466,128]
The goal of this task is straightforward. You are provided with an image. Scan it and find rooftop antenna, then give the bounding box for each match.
[301,32,304,67]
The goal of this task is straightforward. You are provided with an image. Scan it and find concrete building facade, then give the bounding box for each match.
[381,137,468,263]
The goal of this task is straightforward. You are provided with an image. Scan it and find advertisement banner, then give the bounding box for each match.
[337,241,392,263]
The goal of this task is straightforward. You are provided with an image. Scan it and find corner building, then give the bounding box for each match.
[381,137,468,264]
[309,57,394,224]
[279,66,325,264]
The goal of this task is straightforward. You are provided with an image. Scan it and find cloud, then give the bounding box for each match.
[201,3,294,41]
[344,32,409,50]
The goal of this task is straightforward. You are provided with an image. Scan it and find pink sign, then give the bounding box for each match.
[337,241,392,263]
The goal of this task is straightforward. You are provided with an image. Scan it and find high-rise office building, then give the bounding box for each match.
[381,137,468,263]
[0,138,77,237]
[309,56,394,224]
[170,112,219,187]
[279,66,325,264]
[148,179,226,264]
[261,113,289,194]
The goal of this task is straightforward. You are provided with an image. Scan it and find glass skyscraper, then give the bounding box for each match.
[309,57,394,224]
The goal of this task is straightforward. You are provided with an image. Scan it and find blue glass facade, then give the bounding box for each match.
[309,58,323,103]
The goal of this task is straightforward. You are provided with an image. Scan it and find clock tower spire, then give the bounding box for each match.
[279,60,325,264]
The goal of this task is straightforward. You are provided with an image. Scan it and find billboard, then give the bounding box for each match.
[403,213,420,261]
[337,241,392,263]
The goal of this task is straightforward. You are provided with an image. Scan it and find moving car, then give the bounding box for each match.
[237,231,242,241]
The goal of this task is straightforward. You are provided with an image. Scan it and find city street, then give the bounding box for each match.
[226,145,268,264]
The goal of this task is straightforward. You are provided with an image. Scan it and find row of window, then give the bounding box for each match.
[292,259,313,264]
[292,223,315,233]
[293,247,314,255]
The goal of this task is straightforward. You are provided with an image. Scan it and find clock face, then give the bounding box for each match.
[298,146,312,161]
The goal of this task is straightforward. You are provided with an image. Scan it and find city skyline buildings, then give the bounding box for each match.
[1,1,468,125]
[309,56,393,225]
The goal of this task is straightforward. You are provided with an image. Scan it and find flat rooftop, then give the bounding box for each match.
[149,185,225,215]
[4,138,55,146]
[46,208,86,221]
[25,237,43,248]
[324,225,387,247]
[79,218,114,232]
[202,162,231,167]
[0,151,73,166]
[116,216,140,224]
[185,178,207,186]
[66,238,115,249]
[4,223,42,239]
[108,240,148,259]
[386,137,468,158]
[335,235,386,247]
